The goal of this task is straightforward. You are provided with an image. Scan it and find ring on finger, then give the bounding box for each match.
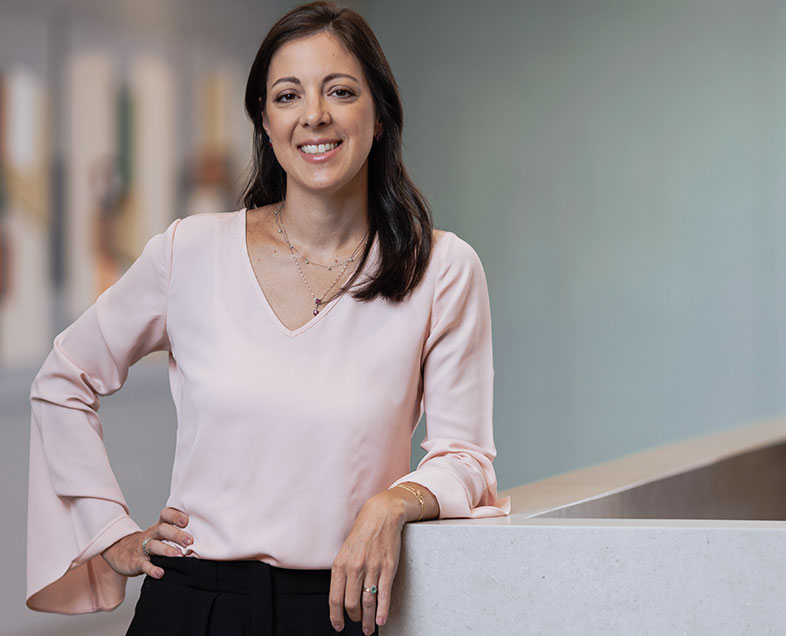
[141,537,153,557]
[362,584,378,595]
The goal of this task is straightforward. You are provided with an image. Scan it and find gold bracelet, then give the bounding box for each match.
[395,483,425,522]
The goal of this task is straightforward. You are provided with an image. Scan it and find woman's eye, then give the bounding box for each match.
[331,88,354,98]
[276,92,298,103]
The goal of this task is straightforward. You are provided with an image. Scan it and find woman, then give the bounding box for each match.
[26,2,510,635]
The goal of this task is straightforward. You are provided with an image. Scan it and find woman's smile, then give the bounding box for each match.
[297,139,343,161]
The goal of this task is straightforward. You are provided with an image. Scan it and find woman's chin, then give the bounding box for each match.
[287,171,367,198]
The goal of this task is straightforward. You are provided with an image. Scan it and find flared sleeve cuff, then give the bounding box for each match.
[26,408,142,613]
[26,492,141,614]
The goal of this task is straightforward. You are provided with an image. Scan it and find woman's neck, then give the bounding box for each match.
[279,184,370,257]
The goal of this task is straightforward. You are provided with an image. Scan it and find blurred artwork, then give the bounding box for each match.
[66,52,116,316]
[90,151,127,296]
[129,56,176,256]
[67,52,177,308]
[86,76,132,296]
[0,19,253,367]
[0,67,51,366]
[184,68,248,215]
[0,74,7,307]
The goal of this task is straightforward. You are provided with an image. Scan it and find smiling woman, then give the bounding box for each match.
[262,34,380,199]
[26,2,510,636]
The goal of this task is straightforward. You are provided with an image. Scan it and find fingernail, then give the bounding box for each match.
[179,517,188,526]
[183,537,192,545]
[376,616,386,626]
[332,623,343,632]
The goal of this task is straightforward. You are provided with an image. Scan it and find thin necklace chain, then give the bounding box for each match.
[273,202,368,315]
[275,206,366,270]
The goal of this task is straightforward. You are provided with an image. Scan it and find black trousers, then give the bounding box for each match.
[125,556,378,636]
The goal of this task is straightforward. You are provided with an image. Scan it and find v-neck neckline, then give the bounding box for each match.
[240,207,371,338]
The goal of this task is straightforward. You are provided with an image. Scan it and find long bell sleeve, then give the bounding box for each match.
[26,218,181,614]
[389,234,511,519]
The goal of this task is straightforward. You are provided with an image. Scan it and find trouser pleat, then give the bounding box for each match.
[126,577,219,635]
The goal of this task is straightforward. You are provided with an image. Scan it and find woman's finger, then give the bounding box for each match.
[329,565,347,632]
[154,519,193,548]
[343,564,364,623]
[144,537,182,558]
[361,574,379,636]
[159,506,189,528]
[139,557,164,580]
[375,566,395,627]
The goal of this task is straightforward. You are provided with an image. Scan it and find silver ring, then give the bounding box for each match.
[141,537,153,557]
[362,585,378,595]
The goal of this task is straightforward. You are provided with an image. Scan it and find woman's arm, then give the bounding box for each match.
[328,482,438,634]
[387,232,510,519]
[27,218,181,614]
[329,233,509,634]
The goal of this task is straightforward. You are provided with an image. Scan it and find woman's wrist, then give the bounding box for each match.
[386,482,439,523]
[394,483,425,521]
[367,488,408,527]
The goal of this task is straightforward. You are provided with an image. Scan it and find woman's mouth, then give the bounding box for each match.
[298,141,342,161]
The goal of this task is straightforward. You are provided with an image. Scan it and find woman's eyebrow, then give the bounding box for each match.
[270,73,360,89]
[322,72,360,84]
[271,75,300,88]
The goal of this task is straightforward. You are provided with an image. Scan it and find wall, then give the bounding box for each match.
[359,0,786,487]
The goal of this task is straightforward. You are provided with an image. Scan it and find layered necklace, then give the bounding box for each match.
[273,203,368,316]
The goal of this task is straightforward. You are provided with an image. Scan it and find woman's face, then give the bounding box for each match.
[262,31,381,197]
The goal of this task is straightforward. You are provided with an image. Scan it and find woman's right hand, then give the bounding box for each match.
[101,507,193,579]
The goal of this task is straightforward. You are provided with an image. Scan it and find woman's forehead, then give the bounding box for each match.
[267,31,364,86]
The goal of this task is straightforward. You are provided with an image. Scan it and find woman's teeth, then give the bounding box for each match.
[300,142,339,155]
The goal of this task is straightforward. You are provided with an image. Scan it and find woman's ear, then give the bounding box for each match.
[259,97,270,134]
[374,119,383,141]
[261,110,271,138]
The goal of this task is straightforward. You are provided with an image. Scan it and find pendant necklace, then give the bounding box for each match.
[273,204,368,316]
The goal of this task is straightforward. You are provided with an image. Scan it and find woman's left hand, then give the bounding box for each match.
[329,491,407,634]
[330,483,438,634]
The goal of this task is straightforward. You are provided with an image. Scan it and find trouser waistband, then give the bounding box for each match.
[151,555,331,595]
[150,556,332,635]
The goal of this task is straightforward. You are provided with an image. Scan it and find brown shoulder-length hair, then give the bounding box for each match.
[241,1,432,302]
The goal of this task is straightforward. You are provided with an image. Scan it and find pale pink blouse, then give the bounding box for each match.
[27,209,510,614]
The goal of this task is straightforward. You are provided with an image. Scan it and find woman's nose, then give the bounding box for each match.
[301,94,330,127]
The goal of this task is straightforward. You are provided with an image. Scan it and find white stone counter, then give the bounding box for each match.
[384,420,786,635]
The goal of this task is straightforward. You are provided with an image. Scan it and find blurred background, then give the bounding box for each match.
[2,0,785,634]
